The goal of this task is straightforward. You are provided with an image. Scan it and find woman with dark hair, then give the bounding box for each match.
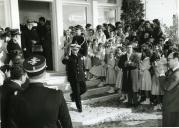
[139,48,152,105]
[152,19,163,44]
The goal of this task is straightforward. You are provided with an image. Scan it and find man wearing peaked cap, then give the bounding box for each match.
[23,55,46,77]
[72,25,88,57]
[62,42,87,112]
[11,55,73,128]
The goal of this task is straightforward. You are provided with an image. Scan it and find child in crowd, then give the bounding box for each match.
[89,43,106,87]
[106,50,116,93]
[84,41,94,80]
[95,25,106,44]
[115,46,123,92]
[151,52,165,110]
[139,48,152,105]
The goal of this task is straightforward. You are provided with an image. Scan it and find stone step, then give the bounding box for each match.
[81,86,110,99]
[82,92,120,104]
[67,92,120,105]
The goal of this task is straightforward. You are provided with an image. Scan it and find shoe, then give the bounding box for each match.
[77,109,82,113]
[70,94,75,102]
[153,105,159,111]
[89,77,96,81]
[123,98,128,103]
[141,99,150,105]
[119,96,125,101]
[158,104,162,110]
[98,82,104,87]
[107,87,115,94]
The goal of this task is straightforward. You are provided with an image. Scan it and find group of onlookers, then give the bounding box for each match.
[0,17,73,128]
[63,19,179,111]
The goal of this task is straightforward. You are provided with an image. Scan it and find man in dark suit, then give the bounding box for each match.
[118,42,140,107]
[1,65,26,128]
[10,55,73,128]
[21,20,40,58]
[62,44,87,112]
[157,52,179,127]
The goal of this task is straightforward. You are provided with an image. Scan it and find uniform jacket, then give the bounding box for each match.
[11,83,73,128]
[62,53,86,82]
[72,35,88,56]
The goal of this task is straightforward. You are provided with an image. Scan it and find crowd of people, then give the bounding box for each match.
[0,17,73,128]
[0,17,53,71]
[63,19,179,111]
[0,16,179,127]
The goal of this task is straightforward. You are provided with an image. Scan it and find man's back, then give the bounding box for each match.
[12,83,73,128]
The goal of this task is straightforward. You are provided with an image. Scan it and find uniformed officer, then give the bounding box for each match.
[62,44,87,112]
[11,55,73,128]
[72,26,88,57]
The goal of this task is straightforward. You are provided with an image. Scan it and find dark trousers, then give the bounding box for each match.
[128,92,137,105]
[69,80,87,110]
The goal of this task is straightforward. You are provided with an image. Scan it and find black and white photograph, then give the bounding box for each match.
[0,0,179,127]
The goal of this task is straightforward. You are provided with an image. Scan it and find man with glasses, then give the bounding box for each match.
[157,52,179,127]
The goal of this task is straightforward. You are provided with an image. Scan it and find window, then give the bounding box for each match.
[98,7,116,25]
[0,0,5,28]
[63,5,87,29]
[97,0,117,4]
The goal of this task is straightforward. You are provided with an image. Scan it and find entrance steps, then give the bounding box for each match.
[46,72,120,104]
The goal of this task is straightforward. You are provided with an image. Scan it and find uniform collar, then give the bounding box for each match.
[11,79,22,87]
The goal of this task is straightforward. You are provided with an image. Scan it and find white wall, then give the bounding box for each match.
[18,1,51,24]
[145,0,177,26]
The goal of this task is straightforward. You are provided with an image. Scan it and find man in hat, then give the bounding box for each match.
[21,20,40,58]
[62,44,87,112]
[10,55,73,128]
[72,25,88,57]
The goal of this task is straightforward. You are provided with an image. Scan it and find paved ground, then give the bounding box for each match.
[69,98,162,128]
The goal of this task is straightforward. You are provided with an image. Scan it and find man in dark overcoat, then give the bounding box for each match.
[21,20,40,58]
[118,42,140,107]
[1,65,26,128]
[10,55,73,128]
[157,52,179,127]
[62,44,87,112]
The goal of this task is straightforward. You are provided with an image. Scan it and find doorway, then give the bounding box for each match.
[18,0,54,70]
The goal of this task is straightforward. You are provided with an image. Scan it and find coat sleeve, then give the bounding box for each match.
[58,91,73,128]
[62,57,70,65]
[159,71,179,91]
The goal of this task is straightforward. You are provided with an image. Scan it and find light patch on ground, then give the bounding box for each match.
[122,121,146,126]
[69,104,162,126]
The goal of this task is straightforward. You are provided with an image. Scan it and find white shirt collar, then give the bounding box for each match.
[173,63,179,72]
[11,80,22,87]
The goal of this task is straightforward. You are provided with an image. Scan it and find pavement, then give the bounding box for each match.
[68,98,162,127]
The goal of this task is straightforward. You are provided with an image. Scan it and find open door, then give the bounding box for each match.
[18,0,54,70]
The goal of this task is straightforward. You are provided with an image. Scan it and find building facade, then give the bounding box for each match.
[0,0,178,74]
